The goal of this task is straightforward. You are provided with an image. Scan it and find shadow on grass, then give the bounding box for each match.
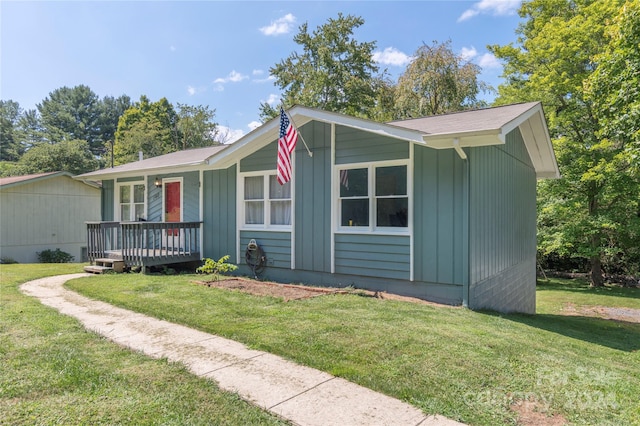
[488,311,640,352]
[536,278,640,300]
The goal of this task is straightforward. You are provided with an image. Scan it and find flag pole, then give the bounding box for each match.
[283,107,313,158]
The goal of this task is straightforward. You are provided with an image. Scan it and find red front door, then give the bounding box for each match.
[165,181,181,236]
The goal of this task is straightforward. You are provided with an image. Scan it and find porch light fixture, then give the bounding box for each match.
[154,177,162,188]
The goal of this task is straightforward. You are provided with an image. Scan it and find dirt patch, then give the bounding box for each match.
[562,303,640,324]
[511,397,567,426]
[194,277,453,306]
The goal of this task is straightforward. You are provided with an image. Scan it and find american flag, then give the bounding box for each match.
[277,107,298,185]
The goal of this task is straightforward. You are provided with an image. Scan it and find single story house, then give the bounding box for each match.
[76,102,559,313]
[0,171,101,263]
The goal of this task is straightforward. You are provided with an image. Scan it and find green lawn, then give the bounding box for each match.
[3,265,639,425]
[0,264,286,425]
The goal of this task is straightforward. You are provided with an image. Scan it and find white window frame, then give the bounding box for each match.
[116,181,146,222]
[239,171,293,230]
[336,159,410,234]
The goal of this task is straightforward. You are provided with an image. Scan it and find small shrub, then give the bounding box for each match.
[197,255,238,281]
[0,257,18,264]
[37,248,74,263]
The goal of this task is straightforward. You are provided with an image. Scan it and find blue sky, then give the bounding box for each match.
[1,1,523,142]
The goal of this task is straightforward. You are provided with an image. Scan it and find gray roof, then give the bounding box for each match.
[77,145,228,179]
[390,102,541,135]
[1,171,101,189]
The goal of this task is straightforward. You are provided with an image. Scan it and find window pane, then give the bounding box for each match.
[245,201,264,224]
[135,204,145,220]
[376,166,407,196]
[245,176,264,200]
[269,175,291,199]
[377,197,408,227]
[121,205,131,221]
[270,200,291,225]
[120,185,131,203]
[134,184,145,203]
[341,198,369,226]
[340,168,368,197]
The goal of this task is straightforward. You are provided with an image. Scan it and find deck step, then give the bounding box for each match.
[93,258,125,273]
[84,265,114,274]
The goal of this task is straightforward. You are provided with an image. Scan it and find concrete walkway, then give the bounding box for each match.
[20,274,463,426]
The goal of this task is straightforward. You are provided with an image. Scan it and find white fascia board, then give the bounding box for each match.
[74,163,209,182]
[423,131,503,149]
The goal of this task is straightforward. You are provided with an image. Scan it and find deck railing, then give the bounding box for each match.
[86,221,202,268]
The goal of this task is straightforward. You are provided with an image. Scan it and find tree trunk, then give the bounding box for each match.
[590,254,604,287]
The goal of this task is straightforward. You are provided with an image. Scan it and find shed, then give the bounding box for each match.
[0,171,101,263]
[76,102,559,313]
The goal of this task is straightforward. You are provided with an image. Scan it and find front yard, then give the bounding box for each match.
[2,264,639,425]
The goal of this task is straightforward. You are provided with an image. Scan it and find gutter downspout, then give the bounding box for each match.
[457,138,470,309]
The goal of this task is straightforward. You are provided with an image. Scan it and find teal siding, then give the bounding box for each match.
[295,121,332,272]
[147,172,199,222]
[203,166,237,261]
[240,231,291,269]
[335,234,410,280]
[101,179,114,221]
[335,125,409,164]
[240,141,277,172]
[468,128,537,313]
[413,147,467,286]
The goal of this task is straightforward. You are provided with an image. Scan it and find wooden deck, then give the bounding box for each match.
[85,221,202,272]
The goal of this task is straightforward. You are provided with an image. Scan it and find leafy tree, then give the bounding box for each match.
[490,0,638,285]
[113,96,179,165]
[0,100,23,161]
[262,13,381,120]
[15,109,45,150]
[176,103,220,149]
[38,85,102,152]
[16,139,99,175]
[394,41,489,118]
[97,95,132,152]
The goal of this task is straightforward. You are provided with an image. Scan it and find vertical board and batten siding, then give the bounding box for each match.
[334,124,410,165]
[101,179,114,221]
[0,175,100,263]
[295,122,332,272]
[413,146,467,287]
[240,141,277,173]
[145,172,200,222]
[202,166,237,262]
[468,128,537,314]
[334,125,412,280]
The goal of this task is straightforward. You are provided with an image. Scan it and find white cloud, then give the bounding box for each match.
[478,53,501,69]
[212,84,224,92]
[217,125,245,144]
[253,75,276,84]
[264,93,280,107]
[187,86,196,96]
[253,69,264,76]
[248,121,262,131]
[373,47,412,67]
[214,70,248,84]
[460,46,478,61]
[169,45,176,52]
[458,0,521,22]
[259,13,296,36]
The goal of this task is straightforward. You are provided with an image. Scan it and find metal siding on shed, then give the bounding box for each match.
[0,175,100,263]
[468,128,537,313]
[413,146,467,286]
[295,121,332,272]
[203,166,237,262]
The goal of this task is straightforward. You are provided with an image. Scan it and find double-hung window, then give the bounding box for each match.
[118,183,145,221]
[339,163,408,230]
[243,174,292,227]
